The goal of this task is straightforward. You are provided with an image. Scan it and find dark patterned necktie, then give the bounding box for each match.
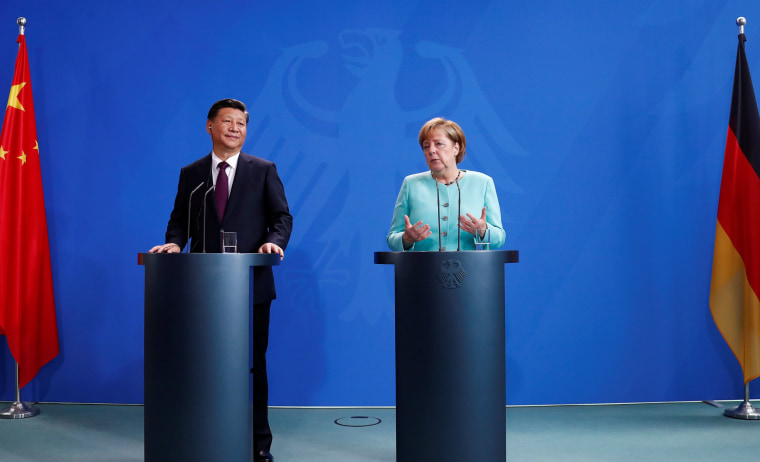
[215,161,229,221]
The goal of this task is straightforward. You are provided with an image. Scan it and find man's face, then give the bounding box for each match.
[207,107,247,155]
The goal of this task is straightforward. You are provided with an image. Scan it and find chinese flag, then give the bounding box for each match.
[0,34,59,389]
[710,33,760,385]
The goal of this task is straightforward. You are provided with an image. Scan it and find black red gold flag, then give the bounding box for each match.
[710,33,760,384]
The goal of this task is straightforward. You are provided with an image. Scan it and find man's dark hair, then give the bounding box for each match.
[207,99,249,123]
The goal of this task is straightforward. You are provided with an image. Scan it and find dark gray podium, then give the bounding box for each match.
[375,250,519,462]
[138,252,281,462]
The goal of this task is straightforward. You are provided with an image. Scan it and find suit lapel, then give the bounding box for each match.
[222,152,253,225]
[194,154,213,185]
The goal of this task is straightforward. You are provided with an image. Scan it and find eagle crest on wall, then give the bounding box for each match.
[247,28,526,321]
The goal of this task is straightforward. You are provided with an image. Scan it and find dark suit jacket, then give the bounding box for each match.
[164,152,293,303]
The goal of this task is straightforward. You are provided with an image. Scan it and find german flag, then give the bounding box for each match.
[710,32,760,385]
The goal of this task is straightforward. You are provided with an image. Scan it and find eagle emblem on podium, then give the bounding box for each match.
[438,260,466,289]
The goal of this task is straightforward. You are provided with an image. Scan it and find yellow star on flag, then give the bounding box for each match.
[7,82,25,112]
[18,150,26,165]
[0,145,7,160]
[34,140,38,151]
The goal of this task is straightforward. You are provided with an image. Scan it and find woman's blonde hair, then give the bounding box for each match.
[418,117,466,164]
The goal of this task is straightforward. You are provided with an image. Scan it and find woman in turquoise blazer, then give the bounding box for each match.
[387,117,506,251]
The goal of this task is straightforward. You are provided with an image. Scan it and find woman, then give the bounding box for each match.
[387,117,506,251]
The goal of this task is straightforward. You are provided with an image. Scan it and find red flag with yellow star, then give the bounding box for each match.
[0,33,59,389]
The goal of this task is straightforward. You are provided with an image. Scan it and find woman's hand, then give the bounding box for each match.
[402,215,432,247]
[459,207,487,237]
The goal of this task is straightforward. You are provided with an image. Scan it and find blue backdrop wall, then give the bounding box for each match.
[0,0,758,406]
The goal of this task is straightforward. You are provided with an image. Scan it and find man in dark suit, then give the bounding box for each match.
[150,98,292,462]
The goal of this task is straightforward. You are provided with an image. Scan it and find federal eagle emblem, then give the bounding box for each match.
[438,260,466,289]
[251,28,526,320]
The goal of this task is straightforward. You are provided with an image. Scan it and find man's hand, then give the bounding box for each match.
[149,243,181,253]
[258,242,285,259]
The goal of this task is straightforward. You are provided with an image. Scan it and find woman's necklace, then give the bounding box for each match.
[432,170,461,185]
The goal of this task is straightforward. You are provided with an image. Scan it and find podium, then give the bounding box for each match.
[138,252,280,462]
[375,250,519,462]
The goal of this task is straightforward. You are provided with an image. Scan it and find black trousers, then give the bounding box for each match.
[253,301,272,453]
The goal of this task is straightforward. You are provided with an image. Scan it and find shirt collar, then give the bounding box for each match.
[212,151,240,171]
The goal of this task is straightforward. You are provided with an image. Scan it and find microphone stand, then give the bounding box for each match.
[433,171,462,251]
[436,180,442,251]
[186,182,205,253]
[455,177,461,251]
[202,185,214,253]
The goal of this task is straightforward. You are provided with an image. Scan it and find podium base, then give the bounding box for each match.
[0,401,40,419]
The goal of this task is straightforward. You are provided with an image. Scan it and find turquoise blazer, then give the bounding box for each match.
[387,170,506,251]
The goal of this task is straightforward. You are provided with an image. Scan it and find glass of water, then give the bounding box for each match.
[220,231,237,253]
[474,228,490,251]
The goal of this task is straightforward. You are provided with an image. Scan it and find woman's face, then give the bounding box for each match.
[422,128,459,175]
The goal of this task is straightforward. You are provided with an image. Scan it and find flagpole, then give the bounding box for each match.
[0,16,42,419]
[0,363,40,419]
[720,16,760,421]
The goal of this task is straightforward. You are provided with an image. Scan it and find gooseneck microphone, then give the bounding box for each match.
[455,177,462,251]
[202,185,215,253]
[433,171,462,251]
[435,180,442,251]
[186,182,205,253]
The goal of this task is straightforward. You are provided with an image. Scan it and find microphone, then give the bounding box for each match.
[202,185,215,253]
[455,177,461,251]
[186,182,205,253]
[432,171,462,251]
[435,181,442,251]
[432,173,442,251]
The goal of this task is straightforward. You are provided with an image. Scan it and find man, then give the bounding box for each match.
[150,98,292,462]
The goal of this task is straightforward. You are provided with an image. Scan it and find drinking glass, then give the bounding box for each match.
[474,228,490,251]
[220,231,237,253]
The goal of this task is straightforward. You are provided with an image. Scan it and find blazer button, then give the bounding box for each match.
[443,203,449,207]
[442,231,448,236]
[442,216,448,221]
[441,246,446,251]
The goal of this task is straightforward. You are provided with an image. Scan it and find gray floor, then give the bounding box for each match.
[0,401,758,461]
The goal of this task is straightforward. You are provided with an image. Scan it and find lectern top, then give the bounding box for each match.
[374,250,519,265]
[138,252,282,267]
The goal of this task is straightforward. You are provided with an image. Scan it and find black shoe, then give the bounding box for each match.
[256,450,274,462]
